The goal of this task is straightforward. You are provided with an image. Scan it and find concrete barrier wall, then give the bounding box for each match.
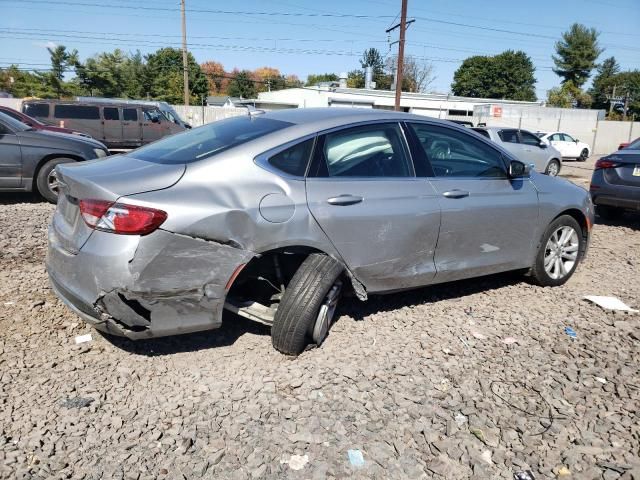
[172,105,247,127]
[593,121,639,154]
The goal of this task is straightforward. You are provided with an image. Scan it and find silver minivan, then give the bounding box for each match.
[22,100,185,150]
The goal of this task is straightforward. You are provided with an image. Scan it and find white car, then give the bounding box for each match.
[537,132,590,162]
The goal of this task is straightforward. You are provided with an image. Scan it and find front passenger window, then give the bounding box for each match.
[409,123,506,178]
[520,131,543,146]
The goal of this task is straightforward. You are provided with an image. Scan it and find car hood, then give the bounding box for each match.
[17,129,107,150]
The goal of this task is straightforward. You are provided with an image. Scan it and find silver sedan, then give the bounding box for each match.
[47,108,593,355]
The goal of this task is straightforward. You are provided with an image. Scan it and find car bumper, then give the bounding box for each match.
[47,226,255,339]
[591,182,640,211]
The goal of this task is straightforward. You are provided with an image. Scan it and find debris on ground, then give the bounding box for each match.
[281,454,308,471]
[74,333,93,344]
[60,397,94,409]
[584,295,638,312]
[564,326,577,339]
[347,449,365,468]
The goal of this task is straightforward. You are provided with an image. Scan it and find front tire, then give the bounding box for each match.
[578,148,588,162]
[545,159,560,176]
[529,215,583,287]
[271,254,344,355]
[36,157,74,203]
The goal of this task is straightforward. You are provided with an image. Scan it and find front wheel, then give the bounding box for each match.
[545,159,560,176]
[271,254,344,355]
[578,149,589,162]
[36,157,74,203]
[529,215,583,287]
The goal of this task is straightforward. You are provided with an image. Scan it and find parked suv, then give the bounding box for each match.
[0,111,109,202]
[22,100,185,150]
[473,127,563,176]
[47,109,593,355]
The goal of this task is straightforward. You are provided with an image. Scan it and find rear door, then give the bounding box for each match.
[53,104,102,139]
[0,121,22,187]
[102,106,123,146]
[122,107,142,146]
[407,122,539,282]
[305,122,441,292]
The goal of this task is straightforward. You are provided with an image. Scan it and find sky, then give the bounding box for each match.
[1,0,639,99]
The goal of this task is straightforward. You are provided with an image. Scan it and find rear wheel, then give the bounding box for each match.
[578,148,589,162]
[596,205,623,221]
[529,215,583,287]
[36,157,74,203]
[545,159,560,176]
[271,253,344,355]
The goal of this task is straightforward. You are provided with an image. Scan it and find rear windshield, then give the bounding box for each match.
[627,138,640,150]
[130,116,293,164]
[472,128,490,139]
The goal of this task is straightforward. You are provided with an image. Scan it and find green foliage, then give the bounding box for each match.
[227,70,257,98]
[594,70,640,117]
[451,50,537,101]
[347,69,364,88]
[546,80,592,108]
[589,56,621,110]
[360,48,392,89]
[144,48,208,104]
[553,23,603,87]
[305,73,338,86]
[47,45,79,98]
[0,65,53,98]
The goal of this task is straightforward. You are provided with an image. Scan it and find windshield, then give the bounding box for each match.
[0,111,32,132]
[129,116,293,164]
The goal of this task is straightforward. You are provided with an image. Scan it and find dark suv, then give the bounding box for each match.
[0,111,109,202]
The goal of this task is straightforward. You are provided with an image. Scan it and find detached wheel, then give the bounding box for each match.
[530,215,583,287]
[36,157,74,203]
[596,205,623,221]
[271,253,344,355]
[578,149,589,162]
[545,159,560,176]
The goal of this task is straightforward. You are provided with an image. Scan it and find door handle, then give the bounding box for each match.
[327,194,363,206]
[442,190,469,199]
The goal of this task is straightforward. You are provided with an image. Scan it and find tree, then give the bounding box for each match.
[546,80,592,108]
[305,73,338,86]
[451,50,537,101]
[589,56,621,110]
[144,47,208,104]
[594,70,640,118]
[285,74,303,88]
[0,65,52,98]
[359,48,391,88]
[347,69,364,88]
[253,67,286,93]
[227,69,257,98]
[46,45,79,98]
[75,49,131,97]
[201,61,228,95]
[387,55,436,93]
[553,23,603,87]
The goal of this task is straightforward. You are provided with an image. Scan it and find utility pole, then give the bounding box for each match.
[608,85,617,116]
[181,0,189,106]
[385,0,409,111]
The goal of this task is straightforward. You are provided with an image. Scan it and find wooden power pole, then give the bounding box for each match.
[394,0,408,111]
[181,0,190,106]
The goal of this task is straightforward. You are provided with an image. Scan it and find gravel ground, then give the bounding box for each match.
[1,157,639,480]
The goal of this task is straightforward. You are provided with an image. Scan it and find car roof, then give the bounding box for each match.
[262,107,457,132]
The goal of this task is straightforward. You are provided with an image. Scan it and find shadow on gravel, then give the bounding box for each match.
[595,212,640,231]
[0,192,44,204]
[100,313,270,357]
[339,270,526,321]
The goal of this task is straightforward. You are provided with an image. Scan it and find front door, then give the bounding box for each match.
[518,130,551,172]
[122,107,142,147]
[305,122,441,293]
[407,122,539,282]
[0,124,22,187]
[142,108,168,144]
[102,106,123,147]
[560,133,580,157]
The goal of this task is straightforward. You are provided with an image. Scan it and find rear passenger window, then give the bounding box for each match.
[498,129,519,143]
[123,108,138,121]
[54,105,100,120]
[409,123,506,178]
[23,103,49,118]
[313,123,412,178]
[268,139,314,177]
[103,107,119,121]
[520,131,542,146]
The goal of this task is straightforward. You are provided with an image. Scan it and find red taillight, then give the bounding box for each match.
[594,158,620,170]
[79,199,167,235]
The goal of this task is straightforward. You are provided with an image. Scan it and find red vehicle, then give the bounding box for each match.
[0,106,91,138]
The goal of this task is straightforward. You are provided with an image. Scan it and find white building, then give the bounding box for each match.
[256,86,541,118]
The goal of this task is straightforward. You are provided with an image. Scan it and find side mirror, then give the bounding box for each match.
[539,142,547,148]
[575,139,579,143]
[151,116,160,124]
[509,160,531,178]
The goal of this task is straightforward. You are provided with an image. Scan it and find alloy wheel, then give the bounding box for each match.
[543,226,579,280]
[546,161,559,176]
[47,170,60,196]
[312,280,342,344]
